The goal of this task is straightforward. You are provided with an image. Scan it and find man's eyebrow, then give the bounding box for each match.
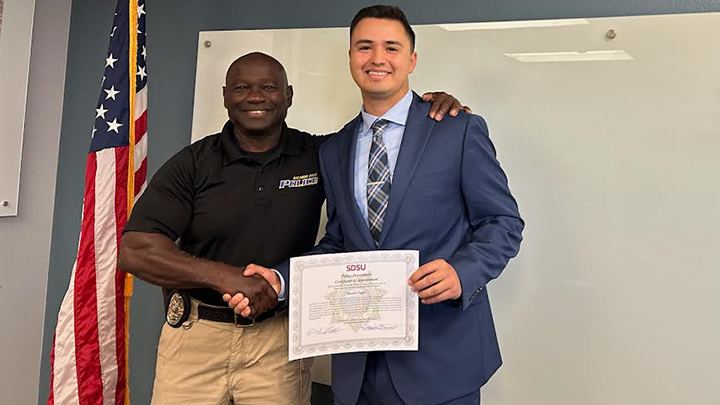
[353,39,404,47]
[353,39,374,45]
[229,77,280,83]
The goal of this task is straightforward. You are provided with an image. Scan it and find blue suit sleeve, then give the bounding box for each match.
[446,115,524,310]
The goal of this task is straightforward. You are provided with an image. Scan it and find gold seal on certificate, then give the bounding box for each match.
[288,250,419,360]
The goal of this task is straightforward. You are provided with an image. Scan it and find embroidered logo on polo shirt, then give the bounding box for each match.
[279,172,319,189]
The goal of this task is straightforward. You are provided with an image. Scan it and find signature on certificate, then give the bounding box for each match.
[307,325,341,336]
[358,323,403,332]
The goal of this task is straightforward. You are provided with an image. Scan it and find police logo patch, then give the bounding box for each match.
[279,172,319,189]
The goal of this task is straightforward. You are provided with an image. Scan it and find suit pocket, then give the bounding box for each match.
[411,168,453,186]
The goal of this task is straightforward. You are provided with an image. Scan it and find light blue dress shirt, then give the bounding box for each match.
[354,89,413,222]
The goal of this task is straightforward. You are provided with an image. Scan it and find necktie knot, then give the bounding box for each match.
[371,119,390,135]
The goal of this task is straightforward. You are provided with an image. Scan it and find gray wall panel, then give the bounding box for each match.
[0,0,71,404]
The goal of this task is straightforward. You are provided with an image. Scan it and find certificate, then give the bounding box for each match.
[288,250,419,360]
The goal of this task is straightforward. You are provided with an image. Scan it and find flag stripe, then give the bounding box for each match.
[135,159,148,197]
[134,131,147,172]
[134,87,148,121]
[48,338,55,404]
[51,261,79,403]
[94,149,120,405]
[73,153,103,405]
[113,146,129,405]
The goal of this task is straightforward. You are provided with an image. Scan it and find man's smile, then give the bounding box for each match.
[366,69,391,79]
[242,109,273,117]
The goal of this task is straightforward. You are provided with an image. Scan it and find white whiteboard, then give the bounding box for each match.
[192,13,720,404]
[0,0,36,217]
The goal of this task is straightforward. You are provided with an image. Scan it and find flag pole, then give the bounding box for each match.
[125,1,138,404]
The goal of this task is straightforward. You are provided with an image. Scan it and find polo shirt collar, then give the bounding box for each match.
[220,121,302,166]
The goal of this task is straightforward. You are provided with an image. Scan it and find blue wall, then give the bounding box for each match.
[40,1,720,403]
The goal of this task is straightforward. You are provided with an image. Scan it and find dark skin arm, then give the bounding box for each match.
[119,231,277,318]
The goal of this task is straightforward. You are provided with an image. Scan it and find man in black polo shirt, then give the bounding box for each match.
[119,52,466,405]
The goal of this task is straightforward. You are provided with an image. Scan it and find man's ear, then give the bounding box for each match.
[222,86,228,108]
[409,52,418,74]
[287,85,294,108]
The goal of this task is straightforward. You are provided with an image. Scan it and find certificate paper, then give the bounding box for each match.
[288,250,419,360]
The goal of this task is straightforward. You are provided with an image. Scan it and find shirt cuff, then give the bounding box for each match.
[273,269,286,301]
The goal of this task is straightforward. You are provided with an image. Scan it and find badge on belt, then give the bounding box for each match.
[166,290,190,328]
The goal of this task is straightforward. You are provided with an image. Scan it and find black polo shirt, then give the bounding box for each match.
[124,121,329,305]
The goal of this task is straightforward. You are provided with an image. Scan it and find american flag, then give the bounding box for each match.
[48,0,147,404]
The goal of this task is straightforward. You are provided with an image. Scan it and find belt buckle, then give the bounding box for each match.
[234,312,254,328]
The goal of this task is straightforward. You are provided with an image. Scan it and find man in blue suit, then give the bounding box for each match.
[227,5,524,404]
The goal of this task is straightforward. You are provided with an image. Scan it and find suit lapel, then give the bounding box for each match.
[378,94,435,247]
[337,115,377,250]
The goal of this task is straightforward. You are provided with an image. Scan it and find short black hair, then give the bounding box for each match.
[350,5,416,52]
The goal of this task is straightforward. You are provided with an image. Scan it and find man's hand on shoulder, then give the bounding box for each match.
[421,91,473,121]
[408,259,462,304]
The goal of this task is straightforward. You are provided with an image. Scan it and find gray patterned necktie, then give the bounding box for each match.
[367,119,391,244]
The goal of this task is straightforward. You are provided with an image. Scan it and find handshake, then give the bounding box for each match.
[222,264,277,319]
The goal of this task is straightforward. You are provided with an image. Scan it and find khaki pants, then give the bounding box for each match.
[151,300,313,405]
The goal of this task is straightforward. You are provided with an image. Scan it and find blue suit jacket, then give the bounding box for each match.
[279,93,524,405]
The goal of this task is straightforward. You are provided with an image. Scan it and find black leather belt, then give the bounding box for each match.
[197,303,276,327]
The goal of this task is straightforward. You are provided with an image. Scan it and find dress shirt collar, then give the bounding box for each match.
[359,89,413,138]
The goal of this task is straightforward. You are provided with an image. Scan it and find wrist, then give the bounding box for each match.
[206,262,243,293]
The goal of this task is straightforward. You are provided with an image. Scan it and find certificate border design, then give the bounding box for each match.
[290,250,418,358]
